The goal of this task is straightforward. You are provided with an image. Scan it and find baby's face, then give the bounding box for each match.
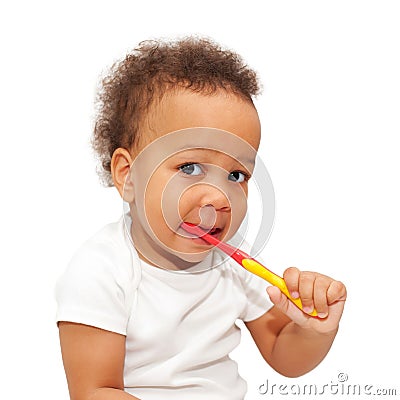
[125,90,261,269]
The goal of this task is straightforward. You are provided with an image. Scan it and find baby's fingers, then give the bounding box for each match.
[313,276,331,318]
[327,280,347,304]
[284,267,316,315]
[298,271,316,314]
[283,267,301,298]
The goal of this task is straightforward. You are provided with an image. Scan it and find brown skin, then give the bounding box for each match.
[59,89,347,399]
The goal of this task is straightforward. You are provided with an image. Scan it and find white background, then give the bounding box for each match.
[1,1,399,398]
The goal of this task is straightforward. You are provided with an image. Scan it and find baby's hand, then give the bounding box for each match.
[267,267,347,333]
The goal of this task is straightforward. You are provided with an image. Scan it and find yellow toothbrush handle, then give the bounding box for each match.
[242,259,318,317]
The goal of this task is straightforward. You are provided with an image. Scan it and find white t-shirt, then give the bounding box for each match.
[56,217,272,400]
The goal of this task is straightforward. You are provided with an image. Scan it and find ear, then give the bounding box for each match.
[111,148,134,202]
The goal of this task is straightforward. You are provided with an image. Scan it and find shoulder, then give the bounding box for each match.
[69,216,137,276]
[56,216,139,334]
[74,217,129,258]
[57,216,140,300]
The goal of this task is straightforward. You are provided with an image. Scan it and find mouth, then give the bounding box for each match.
[205,227,222,237]
[180,223,223,243]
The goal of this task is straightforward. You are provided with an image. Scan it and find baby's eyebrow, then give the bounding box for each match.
[172,148,255,168]
[239,157,255,167]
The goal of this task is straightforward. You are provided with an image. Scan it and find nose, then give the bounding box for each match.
[197,183,231,212]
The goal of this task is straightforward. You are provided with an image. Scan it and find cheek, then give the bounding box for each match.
[176,189,198,218]
[231,199,247,226]
[142,175,167,225]
[144,173,190,230]
[224,186,248,238]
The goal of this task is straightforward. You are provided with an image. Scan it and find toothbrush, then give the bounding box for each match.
[181,222,318,317]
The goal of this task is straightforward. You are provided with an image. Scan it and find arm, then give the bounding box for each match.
[58,322,140,400]
[245,268,346,377]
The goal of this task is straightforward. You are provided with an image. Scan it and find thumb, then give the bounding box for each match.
[267,285,309,325]
[267,285,289,311]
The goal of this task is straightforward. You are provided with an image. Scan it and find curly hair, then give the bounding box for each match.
[92,36,261,186]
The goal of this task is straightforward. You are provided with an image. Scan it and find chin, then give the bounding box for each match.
[177,251,210,263]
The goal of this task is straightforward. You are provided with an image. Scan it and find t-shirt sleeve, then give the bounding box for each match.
[224,237,273,322]
[55,239,133,335]
[239,270,273,322]
[232,246,273,322]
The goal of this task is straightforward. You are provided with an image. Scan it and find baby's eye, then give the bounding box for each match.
[228,171,248,183]
[179,163,204,176]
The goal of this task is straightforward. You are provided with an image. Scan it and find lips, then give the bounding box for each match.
[206,227,222,236]
[181,223,223,241]
[191,223,222,235]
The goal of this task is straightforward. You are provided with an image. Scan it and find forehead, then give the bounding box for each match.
[140,88,261,151]
[171,147,255,166]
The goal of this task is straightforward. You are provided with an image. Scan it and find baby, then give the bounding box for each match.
[56,37,347,400]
